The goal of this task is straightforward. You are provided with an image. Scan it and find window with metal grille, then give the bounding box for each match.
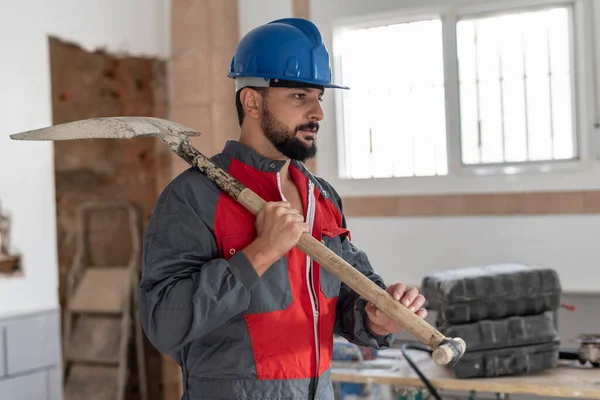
[332,3,582,181]
[457,7,576,165]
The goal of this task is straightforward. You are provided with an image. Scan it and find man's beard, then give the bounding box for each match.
[261,105,318,162]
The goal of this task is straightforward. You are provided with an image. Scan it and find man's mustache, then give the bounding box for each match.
[296,122,319,133]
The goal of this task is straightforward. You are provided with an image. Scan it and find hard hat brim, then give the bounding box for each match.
[228,72,349,90]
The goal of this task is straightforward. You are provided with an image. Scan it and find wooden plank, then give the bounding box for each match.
[341,190,600,217]
[64,365,119,400]
[71,267,130,314]
[66,315,121,364]
[331,349,600,399]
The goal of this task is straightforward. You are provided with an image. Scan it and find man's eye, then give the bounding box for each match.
[294,93,305,100]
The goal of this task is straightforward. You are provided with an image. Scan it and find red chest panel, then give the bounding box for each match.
[213,158,347,379]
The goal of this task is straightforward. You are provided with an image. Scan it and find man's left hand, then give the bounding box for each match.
[365,283,427,336]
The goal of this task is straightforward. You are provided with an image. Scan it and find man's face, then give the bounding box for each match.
[259,87,324,162]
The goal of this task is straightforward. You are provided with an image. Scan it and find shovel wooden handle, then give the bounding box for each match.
[179,140,465,365]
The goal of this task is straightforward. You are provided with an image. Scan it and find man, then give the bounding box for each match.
[139,18,427,400]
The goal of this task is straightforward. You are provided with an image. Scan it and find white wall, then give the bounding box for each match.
[0,0,169,319]
[346,215,600,293]
[238,0,294,38]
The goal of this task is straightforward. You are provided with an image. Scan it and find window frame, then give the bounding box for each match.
[452,0,584,174]
[320,0,598,196]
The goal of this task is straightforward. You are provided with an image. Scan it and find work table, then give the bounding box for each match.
[331,348,600,399]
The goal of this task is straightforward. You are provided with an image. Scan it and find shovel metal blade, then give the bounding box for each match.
[9,117,199,141]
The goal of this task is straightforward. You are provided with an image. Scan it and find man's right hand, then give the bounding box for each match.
[242,201,308,276]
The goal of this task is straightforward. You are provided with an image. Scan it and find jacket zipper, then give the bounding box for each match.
[276,173,320,379]
[305,179,319,379]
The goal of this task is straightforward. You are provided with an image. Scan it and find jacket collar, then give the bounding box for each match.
[222,140,287,172]
[221,140,330,199]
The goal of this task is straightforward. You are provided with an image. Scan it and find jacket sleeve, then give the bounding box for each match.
[324,184,396,349]
[138,178,259,356]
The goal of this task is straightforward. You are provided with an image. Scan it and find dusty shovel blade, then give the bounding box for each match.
[9,116,199,141]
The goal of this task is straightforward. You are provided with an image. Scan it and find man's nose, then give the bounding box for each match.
[308,99,324,121]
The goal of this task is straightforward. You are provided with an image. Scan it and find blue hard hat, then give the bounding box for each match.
[228,18,348,90]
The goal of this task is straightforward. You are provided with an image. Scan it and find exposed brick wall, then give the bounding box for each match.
[49,36,168,400]
[50,36,169,272]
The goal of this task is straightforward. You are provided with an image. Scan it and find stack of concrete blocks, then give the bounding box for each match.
[421,263,562,378]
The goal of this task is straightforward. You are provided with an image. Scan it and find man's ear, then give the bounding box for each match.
[240,88,263,119]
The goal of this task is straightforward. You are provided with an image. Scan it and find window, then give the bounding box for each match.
[335,18,448,179]
[457,7,575,165]
[330,1,592,183]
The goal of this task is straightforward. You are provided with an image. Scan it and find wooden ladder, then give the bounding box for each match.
[62,201,148,400]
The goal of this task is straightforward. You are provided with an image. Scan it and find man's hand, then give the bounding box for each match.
[242,201,308,276]
[365,283,427,336]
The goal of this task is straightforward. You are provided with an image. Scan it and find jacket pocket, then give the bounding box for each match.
[319,226,350,299]
[221,232,292,314]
